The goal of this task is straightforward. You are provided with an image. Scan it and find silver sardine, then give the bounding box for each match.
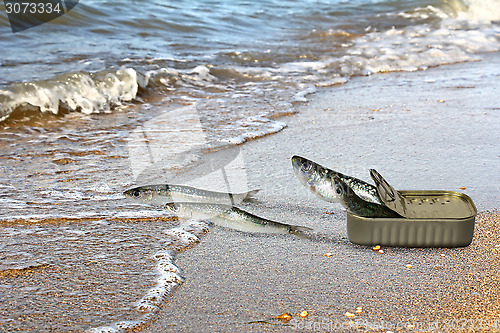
[164,202,312,236]
[332,175,400,218]
[123,184,260,206]
[291,155,381,204]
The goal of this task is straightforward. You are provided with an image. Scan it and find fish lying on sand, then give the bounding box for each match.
[123,184,260,206]
[332,175,401,218]
[291,155,381,204]
[164,202,313,237]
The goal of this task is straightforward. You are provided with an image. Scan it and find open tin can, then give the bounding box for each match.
[346,170,477,247]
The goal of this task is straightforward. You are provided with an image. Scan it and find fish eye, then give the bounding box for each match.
[336,187,342,195]
[132,190,141,198]
[304,162,312,171]
[167,204,179,213]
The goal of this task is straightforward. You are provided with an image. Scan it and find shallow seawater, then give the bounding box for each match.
[1,0,499,122]
[0,0,499,331]
[0,218,173,331]
[0,216,211,332]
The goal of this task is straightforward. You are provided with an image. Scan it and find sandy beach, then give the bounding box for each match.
[1,1,500,332]
[144,53,500,332]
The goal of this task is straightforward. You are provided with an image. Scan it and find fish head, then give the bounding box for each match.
[291,155,324,186]
[163,202,220,220]
[332,175,371,211]
[332,175,347,197]
[291,155,341,203]
[331,175,351,208]
[164,202,195,218]
[123,186,153,200]
[123,185,170,205]
[164,202,181,214]
[291,155,310,171]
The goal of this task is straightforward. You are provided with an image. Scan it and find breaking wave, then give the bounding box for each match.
[0,0,498,126]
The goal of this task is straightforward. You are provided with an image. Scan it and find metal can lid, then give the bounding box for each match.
[370,169,409,218]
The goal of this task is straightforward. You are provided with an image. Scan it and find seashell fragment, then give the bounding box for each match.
[276,313,292,321]
[344,312,355,318]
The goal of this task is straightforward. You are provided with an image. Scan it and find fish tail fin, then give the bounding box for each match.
[288,225,313,238]
[292,225,313,232]
[242,189,261,202]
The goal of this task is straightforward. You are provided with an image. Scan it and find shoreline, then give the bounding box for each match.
[145,53,500,332]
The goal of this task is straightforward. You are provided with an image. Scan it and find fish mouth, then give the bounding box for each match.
[291,155,305,171]
[291,155,312,175]
[291,156,308,183]
[291,155,317,182]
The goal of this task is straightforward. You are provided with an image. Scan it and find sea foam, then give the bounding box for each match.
[0,68,138,122]
[87,219,210,333]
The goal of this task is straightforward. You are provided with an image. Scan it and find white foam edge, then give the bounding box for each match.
[457,0,500,23]
[339,18,500,77]
[292,85,317,103]
[3,209,170,223]
[221,115,287,145]
[86,219,210,333]
[143,64,222,89]
[0,68,138,119]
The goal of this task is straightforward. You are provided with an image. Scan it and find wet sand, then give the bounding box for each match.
[145,53,500,332]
